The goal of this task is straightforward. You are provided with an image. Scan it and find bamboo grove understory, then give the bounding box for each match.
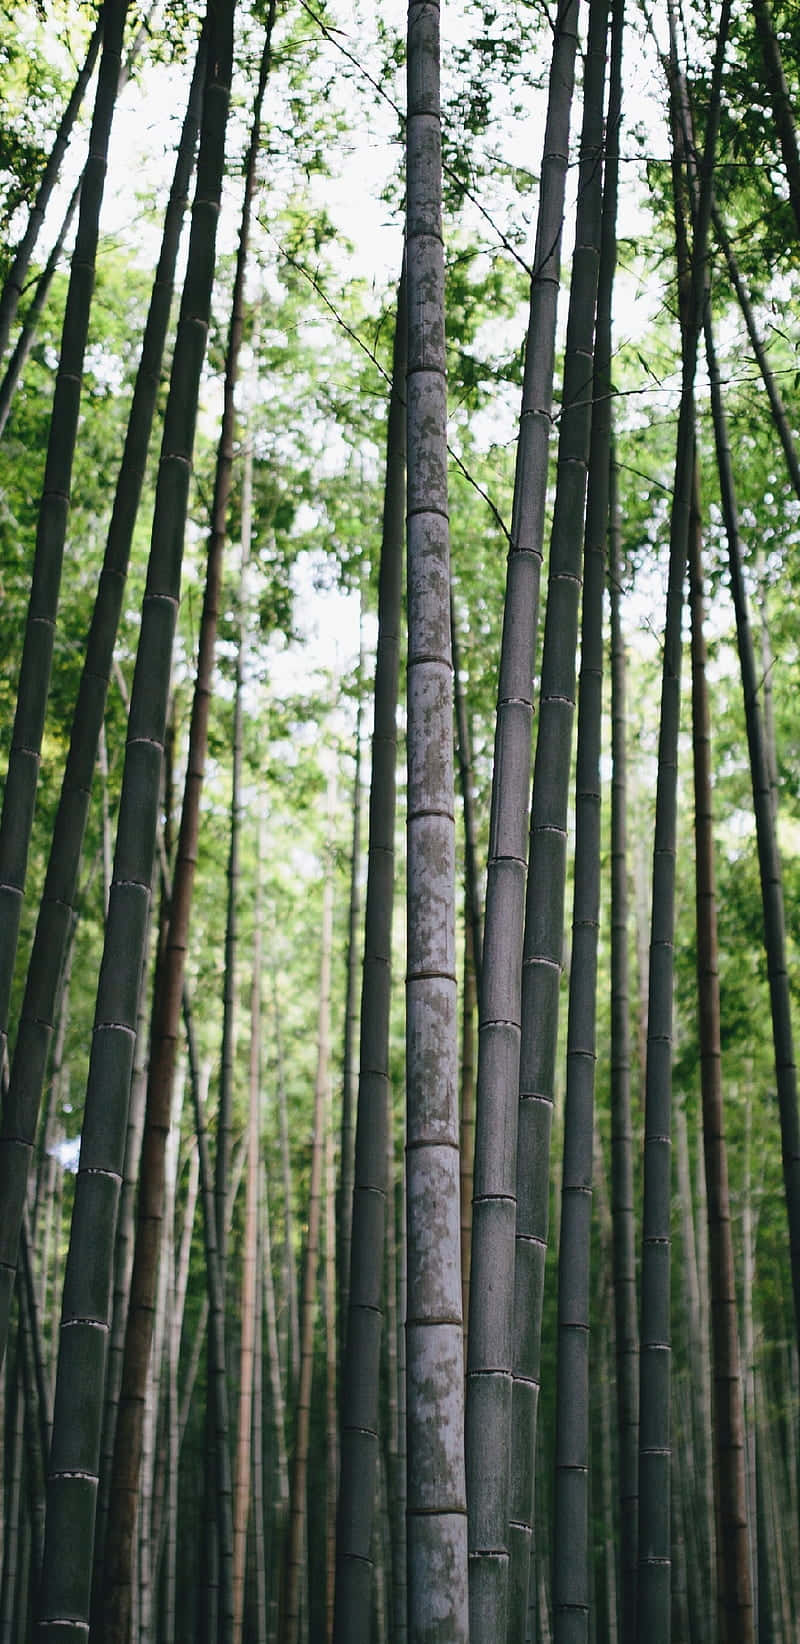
[0,0,799,1639]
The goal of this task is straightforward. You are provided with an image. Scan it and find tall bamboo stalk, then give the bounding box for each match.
[405,4,468,1636]
[36,2,235,1630]
[507,0,606,1628]
[552,7,612,1638]
[688,462,754,1641]
[283,800,336,1644]
[636,9,731,1633]
[232,827,264,1642]
[100,23,272,1639]
[704,308,800,1355]
[333,262,405,1642]
[0,7,103,365]
[465,5,581,1636]
[608,428,639,1644]
[337,632,364,1351]
[0,0,131,1366]
[0,15,205,1369]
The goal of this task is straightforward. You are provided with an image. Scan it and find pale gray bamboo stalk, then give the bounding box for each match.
[608,436,639,1644]
[283,808,335,1644]
[139,1069,183,1643]
[251,1203,267,1644]
[324,1091,337,1644]
[460,910,477,1347]
[551,4,611,1638]
[260,1156,288,1622]
[271,958,300,1394]
[451,597,482,996]
[163,1137,198,1637]
[233,830,264,1642]
[636,11,731,1632]
[333,261,405,1641]
[674,1100,713,1642]
[337,629,364,1349]
[405,4,468,1637]
[509,3,607,1634]
[465,4,581,1635]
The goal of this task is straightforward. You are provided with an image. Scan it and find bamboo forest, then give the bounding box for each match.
[2,0,800,1638]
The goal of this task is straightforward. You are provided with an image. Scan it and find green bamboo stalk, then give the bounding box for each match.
[0,9,154,444]
[451,597,482,996]
[337,627,364,1352]
[405,5,468,1636]
[507,0,606,1626]
[752,0,800,239]
[460,907,477,1346]
[463,4,581,1635]
[704,308,800,1355]
[35,3,235,1632]
[0,176,82,443]
[0,16,206,1369]
[232,826,264,1642]
[688,468,754,1642]
[607,432,639,1644]
[283,805,336,1644]
[636,9,731,1632]
[0,6,103,366]
[100,22,271,1639]
[333,262,405,1642]
[551,6,612,1638]
[0,0,130,1366]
